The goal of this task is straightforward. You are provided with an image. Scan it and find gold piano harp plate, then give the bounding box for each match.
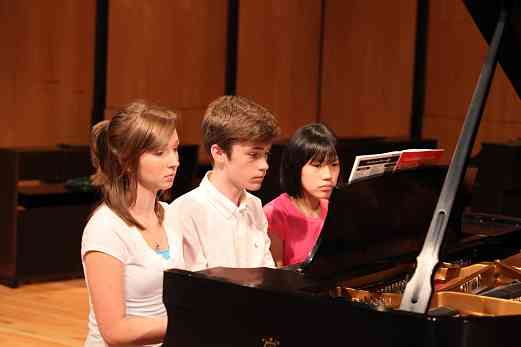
[435,260,521,294]
[493,260,521,285]
[332,285,521,316]
[332,286,402,309]
[434,262,461,282]
[330,259,521,314]
[430,292,521,317]
[498,252,521,273]
[435,263,496,294]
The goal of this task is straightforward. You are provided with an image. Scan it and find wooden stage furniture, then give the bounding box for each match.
[0,146,98,287]
[0,144,200,287]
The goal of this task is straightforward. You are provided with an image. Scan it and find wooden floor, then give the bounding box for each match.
[0,279,88,347]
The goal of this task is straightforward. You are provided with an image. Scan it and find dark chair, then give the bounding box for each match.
[165,144,199,202]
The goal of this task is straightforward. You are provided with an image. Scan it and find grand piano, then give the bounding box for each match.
[163,1,521,346]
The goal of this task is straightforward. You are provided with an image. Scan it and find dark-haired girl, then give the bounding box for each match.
[263,123,340,266]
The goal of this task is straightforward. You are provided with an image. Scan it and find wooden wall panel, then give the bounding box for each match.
[106,0,228,148]
[0,0,95,147]
[320,0,417,138]
[423,0,521,163]
[236,0,322,138]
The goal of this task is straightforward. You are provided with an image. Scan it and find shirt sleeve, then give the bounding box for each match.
[81,209,129,264]
[262,219,276,268]
[263,201,287,241]
[259,203,276,268]
[161,202,185,269]
[167,201,208,272]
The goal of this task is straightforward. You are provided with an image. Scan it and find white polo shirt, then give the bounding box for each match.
[167,172,275,271]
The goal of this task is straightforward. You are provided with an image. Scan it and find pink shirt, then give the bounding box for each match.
[263,193,328,266]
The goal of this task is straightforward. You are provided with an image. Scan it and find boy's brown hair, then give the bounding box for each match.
[202,95,280,163]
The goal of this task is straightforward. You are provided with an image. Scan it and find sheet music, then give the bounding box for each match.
[348,148,444,184]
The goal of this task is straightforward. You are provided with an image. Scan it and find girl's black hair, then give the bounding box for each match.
[280,123,339,198]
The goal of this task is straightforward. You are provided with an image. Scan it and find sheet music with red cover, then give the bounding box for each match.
[348,148,444,183]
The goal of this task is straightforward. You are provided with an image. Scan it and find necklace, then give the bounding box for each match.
[146,229,163,250]
[132,211,164,250]
[141,223,163,251]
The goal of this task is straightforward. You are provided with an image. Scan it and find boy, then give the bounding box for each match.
[168,95,280,271]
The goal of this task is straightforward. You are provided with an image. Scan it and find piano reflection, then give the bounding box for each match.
[163,1,521,346]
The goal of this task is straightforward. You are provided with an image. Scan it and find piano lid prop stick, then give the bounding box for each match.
[399,3,508,314]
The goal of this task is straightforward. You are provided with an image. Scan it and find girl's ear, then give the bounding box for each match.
[210,144,226,164]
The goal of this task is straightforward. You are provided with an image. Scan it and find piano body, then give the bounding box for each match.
[163,1,521,346]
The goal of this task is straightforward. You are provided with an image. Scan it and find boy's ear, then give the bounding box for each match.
[210,144,226,164]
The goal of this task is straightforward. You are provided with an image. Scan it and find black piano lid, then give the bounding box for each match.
[189,266,322,293]
[299,0,521,284]
[298,2,521,282]
[299,166,464,279]
[464,0,521,98]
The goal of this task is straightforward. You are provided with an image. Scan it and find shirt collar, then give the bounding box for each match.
[200,171,249,219]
